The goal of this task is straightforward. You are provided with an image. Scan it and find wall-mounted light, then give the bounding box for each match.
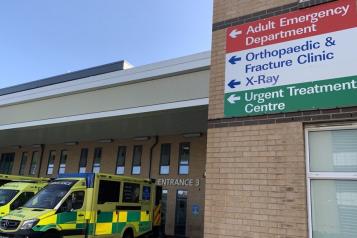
[133,136,151,141]
[11,145,21,149]
[183,133,202,138]
[98,139,114,143]
[32,144,41,148]
[64,141,78,146]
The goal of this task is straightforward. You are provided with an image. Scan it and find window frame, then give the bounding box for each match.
[78,148,88,173]
[178,142,190,175]
[92,147,102,173]
[29,151,39,176]
[58,150,68,174]
[19,152,29,175]
[305,125,357,238]
[115,146,127,175]
[131,145,142,175]
[46,150,56,175]
[159,144,171,175]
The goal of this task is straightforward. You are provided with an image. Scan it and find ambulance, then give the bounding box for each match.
[0,173,162,238]
[0,174,49,219]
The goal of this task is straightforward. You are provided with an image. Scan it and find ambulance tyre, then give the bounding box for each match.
[43,229,61,238]
[123,229,134,238]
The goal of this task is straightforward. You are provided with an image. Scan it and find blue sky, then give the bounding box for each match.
[0,0,213,88]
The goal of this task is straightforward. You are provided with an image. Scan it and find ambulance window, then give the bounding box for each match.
[97,180,120,204]
[19,152,29,175]
[10,192,34,210]
[59,191,85,212]
[116,146,126,175]
[142,186,151,201]
[46,150,56,175]
[29,151,39,175]
[160,144,171,175]
[123,183,140,203]
[92,148,102,173]
[78,148,88,173]
[0,189,18,206]
[131,145,142,175]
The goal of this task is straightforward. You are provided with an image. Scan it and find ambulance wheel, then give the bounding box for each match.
[123,229,134,238]
[43,230,61,238]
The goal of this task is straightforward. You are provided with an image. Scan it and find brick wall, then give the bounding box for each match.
[205,0,357,237]
[204,123,307,238]
[0,134,207,238]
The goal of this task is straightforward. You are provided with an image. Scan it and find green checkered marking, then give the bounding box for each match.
[127,211,140,222]
[97,212,113,223]
[112,222,126,233]
[57,212,77,223]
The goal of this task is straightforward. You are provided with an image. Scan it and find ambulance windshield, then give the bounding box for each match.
[0,189,18,206]
[24,180,76,209]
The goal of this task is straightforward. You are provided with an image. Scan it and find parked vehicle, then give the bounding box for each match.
[0,173,162,238]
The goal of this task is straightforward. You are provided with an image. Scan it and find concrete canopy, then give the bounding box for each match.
[0,106,207,147]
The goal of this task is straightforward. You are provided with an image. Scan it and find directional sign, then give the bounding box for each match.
[224,0,357,117]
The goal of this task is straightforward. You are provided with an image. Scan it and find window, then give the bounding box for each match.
[19,152,28,175]
[0,153,15,174]
[29,151,39,175]
[97,180,120,204]
[10,192,34,210]
[59,191,85,212]
[58,150,68,174]
[307,127,357,238]
[161,189,168,232]
[78,148,88,173]
[92,148,102,173]
[47,151,56,175]
[123,183,140,203]
[116,146,126,175]
[131,146,142,175]
[178,143,190,175]
[160,144,171,175]
[142,186,151,201]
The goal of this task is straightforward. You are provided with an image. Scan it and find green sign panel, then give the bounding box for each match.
[225,75,357,117]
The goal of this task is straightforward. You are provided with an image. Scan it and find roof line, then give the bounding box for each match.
[0,61,126,97]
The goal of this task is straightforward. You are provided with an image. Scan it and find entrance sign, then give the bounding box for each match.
[224,0,357,117]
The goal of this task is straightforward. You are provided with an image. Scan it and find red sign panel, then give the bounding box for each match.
[226,0,357,53]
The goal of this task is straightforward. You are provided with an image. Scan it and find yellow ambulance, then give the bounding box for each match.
[0,174,49,221]
[0,173,162,238]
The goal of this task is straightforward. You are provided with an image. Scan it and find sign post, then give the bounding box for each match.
[224,0,357,117]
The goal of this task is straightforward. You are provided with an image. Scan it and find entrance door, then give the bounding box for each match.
[0,153,15,174]
[174,190,187,237]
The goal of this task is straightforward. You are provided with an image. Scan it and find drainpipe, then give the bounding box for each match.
[149,136,159,179]
[37,144,45,178]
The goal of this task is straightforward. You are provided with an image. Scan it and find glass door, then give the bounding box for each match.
[174,190,188,237]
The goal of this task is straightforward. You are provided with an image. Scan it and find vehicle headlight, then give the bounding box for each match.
[20,219,39,230]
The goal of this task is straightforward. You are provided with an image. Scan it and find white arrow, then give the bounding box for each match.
[227,94,240,104]
[229,29,242,38]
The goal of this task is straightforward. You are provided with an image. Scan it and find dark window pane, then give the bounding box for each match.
[92,148,102,173]
[142,186,151,200]
[132,146,142,175]
[0,153,15,174]
[97,180,120,204]
[123,183,140,203]
[58,150,68,174]
[79,148,88,173]
[179,143,190,175]
[160,144,171,175]
[116,146,126,175]
[19,152,28,175]
[47,151,56,175]
[29,151,39,175]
